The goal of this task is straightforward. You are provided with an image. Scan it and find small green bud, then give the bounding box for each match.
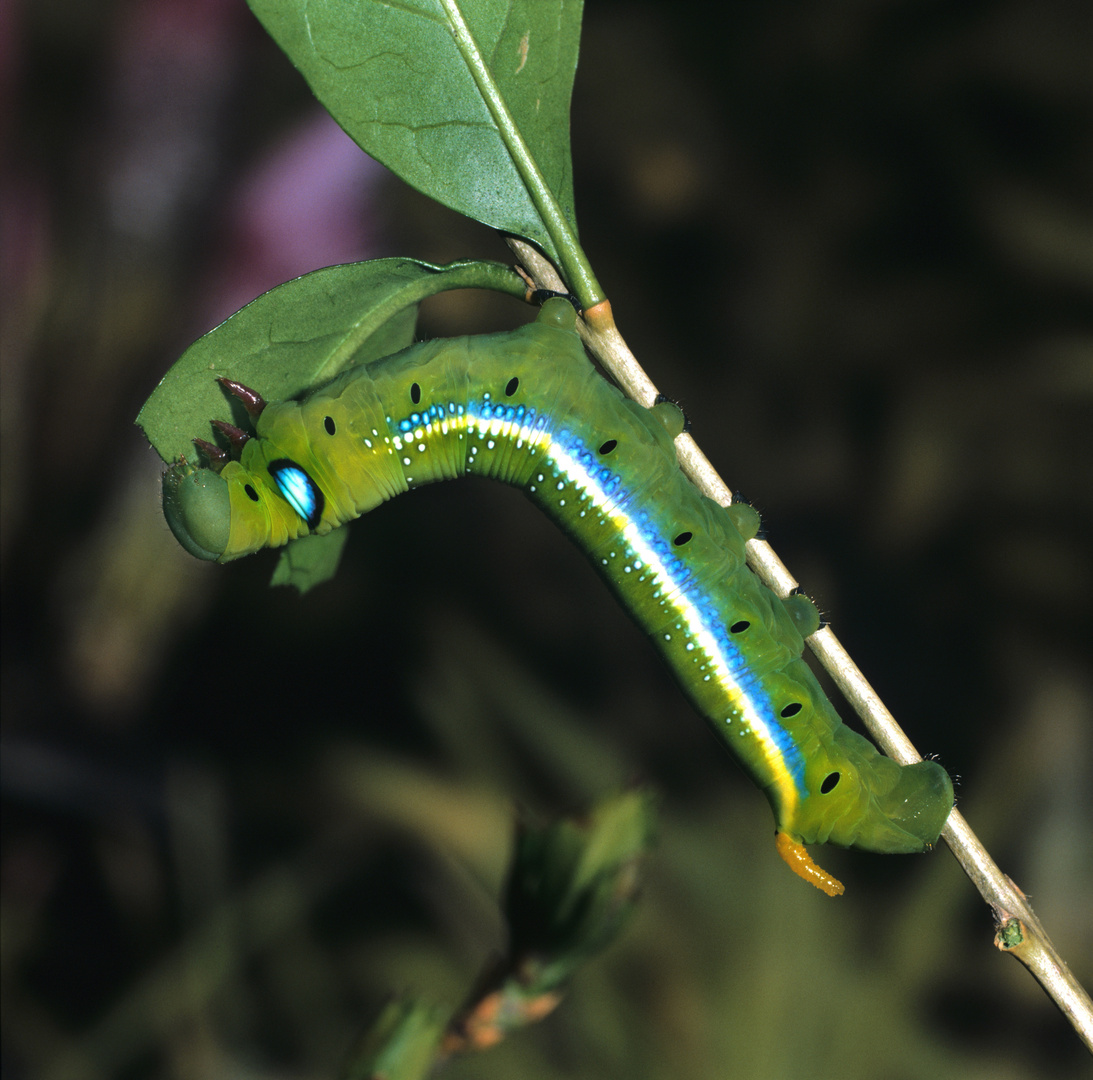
[342,997,446,1080]
[504,789,657,989]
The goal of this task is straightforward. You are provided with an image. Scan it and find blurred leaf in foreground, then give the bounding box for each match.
[443,789,657,1055]
[343,998,447,1080]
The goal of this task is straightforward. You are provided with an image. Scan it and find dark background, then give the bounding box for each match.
[3,1,1090,1077]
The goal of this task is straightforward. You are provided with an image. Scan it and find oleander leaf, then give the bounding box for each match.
[246,0,583,264]
[137,258,524,465]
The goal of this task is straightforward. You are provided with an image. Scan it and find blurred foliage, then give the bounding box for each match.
[342,998,447,1080]
[343,790,657,1078]
[2,1,1090,1078]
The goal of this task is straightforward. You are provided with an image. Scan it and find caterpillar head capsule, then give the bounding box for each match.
[163,401,318,562]
[162,461,232,561]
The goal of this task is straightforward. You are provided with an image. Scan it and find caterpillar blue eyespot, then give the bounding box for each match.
[268,460,324,529]
[160,297,953,895]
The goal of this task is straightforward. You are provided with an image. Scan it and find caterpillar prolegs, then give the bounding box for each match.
[163,298,953,895]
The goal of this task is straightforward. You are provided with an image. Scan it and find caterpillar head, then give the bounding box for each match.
[162,460,233,561]
[163,378,322,561]
[164,449,321,561]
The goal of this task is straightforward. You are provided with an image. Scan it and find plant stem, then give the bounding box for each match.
[440,0,604,308]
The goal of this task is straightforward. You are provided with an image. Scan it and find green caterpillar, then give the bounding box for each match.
[163,297,953,895]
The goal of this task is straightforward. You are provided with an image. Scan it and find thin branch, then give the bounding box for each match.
[439,0,604,306]
[506,236,1093,1053]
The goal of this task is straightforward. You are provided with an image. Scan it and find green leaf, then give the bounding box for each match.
[137,258,524,465]
[341,997,446,1080]
[269,528,350,593]
[504,789,656,986]
[247,0,584,271]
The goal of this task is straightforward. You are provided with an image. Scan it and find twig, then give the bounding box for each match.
[505,236,1093,1053]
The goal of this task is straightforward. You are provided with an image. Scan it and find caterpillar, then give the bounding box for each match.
[163,297,953,896]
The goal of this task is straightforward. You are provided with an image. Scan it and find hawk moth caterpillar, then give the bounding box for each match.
[163,298,953,894]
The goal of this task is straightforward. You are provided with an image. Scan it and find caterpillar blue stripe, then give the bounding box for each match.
[161,297,953,895]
